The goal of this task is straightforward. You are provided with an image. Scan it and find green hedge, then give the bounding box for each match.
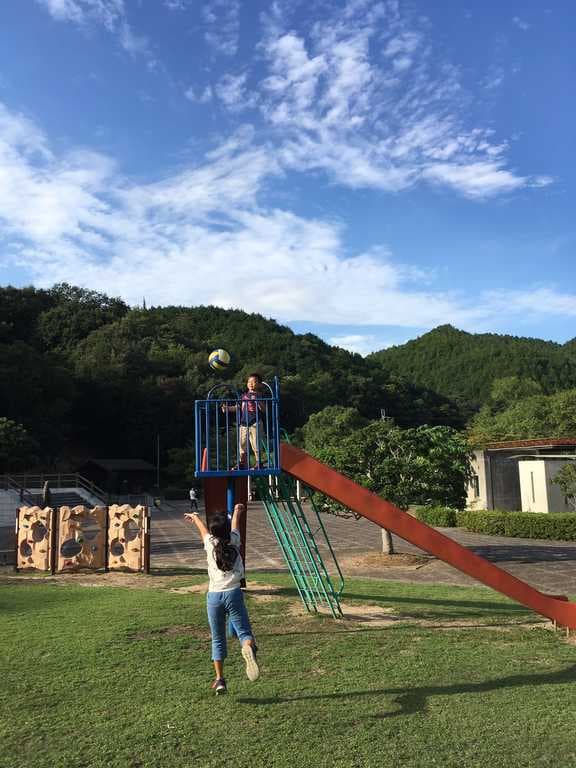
[414,505,458,527]
[415,506,576,541]
[457,510,576,541]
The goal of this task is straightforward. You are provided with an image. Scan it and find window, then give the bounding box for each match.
[530,471,536,503]
[470,474,480,498]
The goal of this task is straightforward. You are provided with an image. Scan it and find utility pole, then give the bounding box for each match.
[156,433,160,489]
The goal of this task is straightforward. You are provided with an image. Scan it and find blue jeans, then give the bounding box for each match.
[207,588,254,661]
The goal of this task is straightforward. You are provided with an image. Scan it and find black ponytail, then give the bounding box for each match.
[209,512,239,572]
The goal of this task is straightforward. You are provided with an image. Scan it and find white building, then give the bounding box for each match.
[518,459,573,513]
[467,438,576,513]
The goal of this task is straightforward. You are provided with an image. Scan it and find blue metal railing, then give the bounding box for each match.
[195,377,281,478]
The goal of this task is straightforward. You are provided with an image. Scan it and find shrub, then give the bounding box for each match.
[415,505,458,527]
[457,510,576,541]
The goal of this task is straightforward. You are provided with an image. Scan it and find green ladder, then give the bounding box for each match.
[255,474,344,619]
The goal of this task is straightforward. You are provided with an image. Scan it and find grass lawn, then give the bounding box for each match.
[2,570,576,768]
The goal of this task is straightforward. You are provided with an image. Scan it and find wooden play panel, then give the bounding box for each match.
[16,507,53,571]
[107,505,149,572]
[15,504,150,573]
[56,505,107,572]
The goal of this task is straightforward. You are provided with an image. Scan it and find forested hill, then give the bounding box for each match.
[0,284,462,469]
[369,325,576,412]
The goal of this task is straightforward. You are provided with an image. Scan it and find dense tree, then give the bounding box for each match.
[302,408,472,512]
[0,285,55,346]
[468,389,576,445]
[553,464,576,512]
[0,418,39,471]
[37,283,129,352]
[370,325,576,414]
[10,284,571,484]
[298,406,369,454]
[0,342,74,460]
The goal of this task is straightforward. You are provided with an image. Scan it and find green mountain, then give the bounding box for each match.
[369,325,576,413]
[0,285,463,469]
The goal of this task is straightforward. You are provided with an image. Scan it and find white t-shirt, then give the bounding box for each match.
[203,530,244,592]
[189,489,197,500]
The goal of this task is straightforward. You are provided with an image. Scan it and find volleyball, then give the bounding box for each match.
[208,348,231,371]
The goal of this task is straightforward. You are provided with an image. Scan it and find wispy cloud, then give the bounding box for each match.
[184,84,213,104]
[215,73,257,111]
[329,334,378,356]
[0,100,571,336]
[512,16,530,31]
[36,0,153,60]
[203,0,241,56]
[244,0,548,198]
[164,0,188,10]
[37,0,123,29]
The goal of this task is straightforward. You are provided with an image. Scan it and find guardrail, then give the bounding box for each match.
[195,377,281,477]
[3,473,108,504]
[0,475,36,505]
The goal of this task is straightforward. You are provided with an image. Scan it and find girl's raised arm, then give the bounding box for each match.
[184,511,209,539]
[231,503,245,532]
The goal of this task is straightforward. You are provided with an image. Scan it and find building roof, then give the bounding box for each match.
[485,438,576,451]
[80,459,156,471]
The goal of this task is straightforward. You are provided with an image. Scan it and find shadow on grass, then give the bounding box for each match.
[238,664,576,719]
[149,567,206,576]
[266,584,532,617]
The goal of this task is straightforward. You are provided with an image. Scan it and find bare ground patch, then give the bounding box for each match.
[338,552,432,574]
[288,600,552,632]
[0,569,205,590]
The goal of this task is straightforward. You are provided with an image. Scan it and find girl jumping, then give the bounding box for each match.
[184,502,259,695]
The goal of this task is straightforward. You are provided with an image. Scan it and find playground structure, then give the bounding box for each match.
[16,504,150,573]
[196,377,576,629]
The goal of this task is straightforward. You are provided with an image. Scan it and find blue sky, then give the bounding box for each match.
[0,0,574,354]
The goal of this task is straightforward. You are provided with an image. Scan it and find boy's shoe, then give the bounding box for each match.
[241,643,260,682]
[211,678,227,695]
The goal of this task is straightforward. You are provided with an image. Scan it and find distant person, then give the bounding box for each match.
[184,503,259,695]
[189,486,199,513]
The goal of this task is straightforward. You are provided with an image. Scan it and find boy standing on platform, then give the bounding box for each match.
[222,373,268,468]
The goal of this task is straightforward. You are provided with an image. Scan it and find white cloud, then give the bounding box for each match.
[37,0,124,30]
[422,161,526,198]
[164,0,188,10]
[203,0,240,56]
[483,288,576,317]
[512,16,530,31]
[248,0,548,198]
[184,85,213,104]
[215,73,257,111]
[37,0,551,200]
[37,0,152,60]
[0,100,572,337]
[329,334,378,355]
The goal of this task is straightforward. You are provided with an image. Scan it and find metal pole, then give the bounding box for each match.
[226,478,235,516]
[156,433,160,489]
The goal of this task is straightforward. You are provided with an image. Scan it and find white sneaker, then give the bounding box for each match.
[241,644,260,681]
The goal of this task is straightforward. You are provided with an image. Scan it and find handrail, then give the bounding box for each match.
[5,473,108,503]
[277,431,344,596]
[299,484,346,599]
[0,475,36,505]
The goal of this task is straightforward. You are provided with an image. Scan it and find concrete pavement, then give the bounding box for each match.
[151,500,576,595]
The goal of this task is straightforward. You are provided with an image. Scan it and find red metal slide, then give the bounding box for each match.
[281,443,576,629]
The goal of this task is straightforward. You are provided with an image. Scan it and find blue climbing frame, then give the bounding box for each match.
[194,377,282,478]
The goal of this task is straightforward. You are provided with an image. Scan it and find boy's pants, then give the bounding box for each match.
[207,588,254,661]
[239,424,267,466]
